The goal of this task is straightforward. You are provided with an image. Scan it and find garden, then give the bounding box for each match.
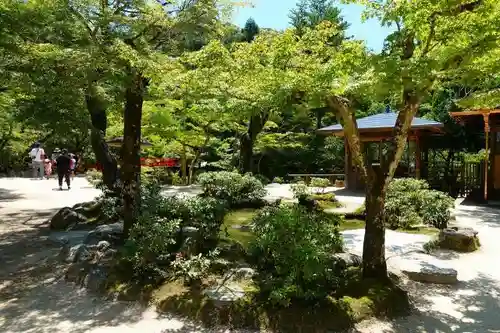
[54,171,460,331]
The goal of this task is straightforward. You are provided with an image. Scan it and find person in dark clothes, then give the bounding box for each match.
[55,149,72,190]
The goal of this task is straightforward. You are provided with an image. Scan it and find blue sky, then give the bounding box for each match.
[232,1,393,52]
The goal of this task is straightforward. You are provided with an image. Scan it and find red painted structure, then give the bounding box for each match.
[90,158,179,170]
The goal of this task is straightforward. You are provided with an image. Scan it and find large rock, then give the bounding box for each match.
[50,207,88,230]
[84,222,124,245]
[403,265,458,284]
[61,244,93,263]
[83,265,109,293]
[438,227,480,252]
[331,252,362,269]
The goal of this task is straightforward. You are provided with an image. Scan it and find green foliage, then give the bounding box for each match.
[310,177,331,192]
[289,0,349,40]
[272,176,284,184]
[160,196,229,251]
[242,18,260,42]
[249,204,344,306]
[386,179,454,230]
[253,174,270,185]
[121,183,228,281]
[197,171,267,208]
[171,250,219,285]
[124,215,181,282]
[290,181,309,200]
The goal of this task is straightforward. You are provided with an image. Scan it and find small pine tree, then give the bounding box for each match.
[242,17,260,42]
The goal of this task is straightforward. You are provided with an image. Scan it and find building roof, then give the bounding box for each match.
[318,112,444,135]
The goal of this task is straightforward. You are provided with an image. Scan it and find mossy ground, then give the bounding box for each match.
[221,208,438,239]
[107,207,412,331]
[153,268,410,332]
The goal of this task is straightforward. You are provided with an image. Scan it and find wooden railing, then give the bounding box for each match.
[287,173,345,185]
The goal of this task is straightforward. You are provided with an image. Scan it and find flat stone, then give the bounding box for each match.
[181,226,199,236]
[403,265,458,284]
[204,284,245,307]
[49,230,90,246]
[231,224,252,232]
[227,267,256,280]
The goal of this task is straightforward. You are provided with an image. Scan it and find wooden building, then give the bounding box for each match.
[450,109,500,201]
[318,112,444,190]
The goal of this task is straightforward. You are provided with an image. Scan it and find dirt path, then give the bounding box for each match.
[353,201,500,333]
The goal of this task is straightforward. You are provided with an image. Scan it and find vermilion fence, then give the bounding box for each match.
[90,158,179,170]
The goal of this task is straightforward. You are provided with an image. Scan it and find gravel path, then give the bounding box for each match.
[1,178,500,332]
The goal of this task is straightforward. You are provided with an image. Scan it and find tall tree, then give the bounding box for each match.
[289,0,349,39]
[242,17,260,42]
[324,0,500,279]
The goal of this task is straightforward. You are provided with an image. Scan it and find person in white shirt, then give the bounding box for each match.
[29,142,45,179]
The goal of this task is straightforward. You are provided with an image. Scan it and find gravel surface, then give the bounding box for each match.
[1,178,500,332]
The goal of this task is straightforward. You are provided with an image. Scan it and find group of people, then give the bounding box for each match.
[29,142,79,190]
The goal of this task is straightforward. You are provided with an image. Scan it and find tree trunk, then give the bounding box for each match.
[239,112,268,173]
[362,178,388,280]
[85,86,118,190]
[121,71,147,238]
[181,145,188,184]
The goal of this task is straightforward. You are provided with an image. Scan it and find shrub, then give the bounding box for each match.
[419,190,455,230]
[197,171,267,208]
[85,169,102,186]
[290,181,309,200]
[272,176,284,184]
[159,196,229,252]
[385,178,454,230]
[249,204,344,306]
[254,174,271,185]
[123,215,181,282]
[171,250,219,286]
[310,177,331,193]
[121,184,228,282]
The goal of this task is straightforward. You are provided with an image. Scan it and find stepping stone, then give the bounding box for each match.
[204,284,245,307]
[231,224,252,232]
[402,264,458,284]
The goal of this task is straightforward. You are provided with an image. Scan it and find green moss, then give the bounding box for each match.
[220,209,259,248]
[338,219,365,231]
[438,235,481,252]
[339,219,439,236]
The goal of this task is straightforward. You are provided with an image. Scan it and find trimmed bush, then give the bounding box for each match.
[121,184,228,282]
[197,171,267,208]
[272,176,284,184]
[385,178,454,230]
[310,177,331,193]
[290,181,309,200]
[249,204,344,306]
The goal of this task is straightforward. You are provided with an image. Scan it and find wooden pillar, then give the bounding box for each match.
[344,137,350,189]
[484,113,490,201]
[415,134,421,179]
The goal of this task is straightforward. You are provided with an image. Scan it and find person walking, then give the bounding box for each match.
[43,154,53,179]
[69,154,76,180]
[29,142,45,179]
[55,149,71,190]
